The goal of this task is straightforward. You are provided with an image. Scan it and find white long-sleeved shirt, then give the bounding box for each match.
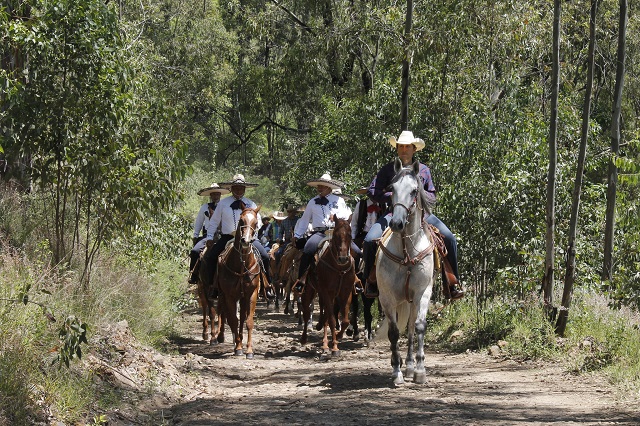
[294,193,352,238]
[350,199,379,239]
[193,203,214,238]
[206,196,260,239]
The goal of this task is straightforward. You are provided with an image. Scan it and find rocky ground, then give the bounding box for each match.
[86,298,639,426]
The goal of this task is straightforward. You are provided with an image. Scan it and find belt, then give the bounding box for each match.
[313,227,329,232]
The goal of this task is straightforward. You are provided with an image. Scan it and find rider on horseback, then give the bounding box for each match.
[292,173,352,294]
[200,174,276,299]
[362,131,465,300]
[188,183,229,284]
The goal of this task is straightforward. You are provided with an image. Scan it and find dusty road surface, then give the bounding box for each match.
[97,300,639,426]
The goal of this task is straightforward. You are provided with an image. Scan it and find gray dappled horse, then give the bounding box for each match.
[375,158,435,385]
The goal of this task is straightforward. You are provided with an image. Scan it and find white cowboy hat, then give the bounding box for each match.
[389,130,425,152]
[306,172,344,190]
[220,173,258,188]
[332,187,352,200]
[272,211,287,221]
[197,182,230,196]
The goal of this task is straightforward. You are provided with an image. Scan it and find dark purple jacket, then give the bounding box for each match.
[367,160,437,207]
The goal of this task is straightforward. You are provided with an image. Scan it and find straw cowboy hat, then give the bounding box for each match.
[356,186,368,195]
[332,187,351,200]
[272,211,287,221]
[220,173,258,188]
[197,182,230,196]
[306,172,344,190]
[389,130,425,152]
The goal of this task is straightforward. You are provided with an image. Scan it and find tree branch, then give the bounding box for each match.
[268,0,315,35]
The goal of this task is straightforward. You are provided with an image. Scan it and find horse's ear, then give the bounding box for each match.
[412,160,420,176]
[255,204,261,213]
[394,157,403,174]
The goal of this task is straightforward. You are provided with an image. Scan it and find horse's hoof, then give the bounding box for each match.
[405,367,414,379]
[217,334,225,343]
[209,339,218,346]
[246,352,254,360]
[393,374,405,386]
[234,349,243,356]
[300,336,307,345]
[346,326,353,337]
[331,349,340,357]
[315,322,322,331]
[353,333,360,342]
[413,371,427,384]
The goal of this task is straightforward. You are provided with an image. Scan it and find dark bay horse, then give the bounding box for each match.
[197,239,223,344]
[375,159,435,385]
[300,216,356,356]
[277,244,303,317]
[215,206,265,359]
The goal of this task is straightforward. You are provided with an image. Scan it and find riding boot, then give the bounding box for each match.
[364,265,378,298]
[188,256,200,284]
[294,253,313,293]
[442,258,464,300]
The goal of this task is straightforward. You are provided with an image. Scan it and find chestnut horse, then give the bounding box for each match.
[215,206,265,359]
[300,217,356,356]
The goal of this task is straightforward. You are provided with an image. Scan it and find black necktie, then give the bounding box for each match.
[230,199,243,210]
[315,196,329,205]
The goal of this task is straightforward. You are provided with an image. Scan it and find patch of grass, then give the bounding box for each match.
[564,292,640,394]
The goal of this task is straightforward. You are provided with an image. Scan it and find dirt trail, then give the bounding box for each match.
[99,300,639,425]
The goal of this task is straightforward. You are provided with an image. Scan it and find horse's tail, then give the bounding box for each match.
[373,301,410,342]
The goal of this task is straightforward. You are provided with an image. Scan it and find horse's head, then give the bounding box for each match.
[331,215,352,264]
[236,204,261,247]
[387,158,431,233]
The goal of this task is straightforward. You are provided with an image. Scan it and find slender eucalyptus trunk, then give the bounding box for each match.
[556,0,599,337]
[542,0,561,315]
[400,0,414,130]
[603,0,628,281]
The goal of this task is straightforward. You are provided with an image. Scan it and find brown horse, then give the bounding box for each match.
[277,244,303,317]
[197,240,223,345]
[300,216,356,356]
[215,206,264,359]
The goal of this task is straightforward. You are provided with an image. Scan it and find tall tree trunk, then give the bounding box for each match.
[542,0,561,316]
[556,0,599,337]
[603,0,628,281]
[400,0,414,130]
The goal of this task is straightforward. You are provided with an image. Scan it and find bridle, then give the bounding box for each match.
[378,174,433,302]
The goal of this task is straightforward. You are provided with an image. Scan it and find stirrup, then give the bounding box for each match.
[449,285,465,300]
[364,280,378,298]
[294,279,305,294]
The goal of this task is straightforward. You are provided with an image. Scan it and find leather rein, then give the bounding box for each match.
[222,224,261,296]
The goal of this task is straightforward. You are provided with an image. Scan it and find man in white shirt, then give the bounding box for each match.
[188,183,228,284]
[200,174,275,299]
[292,173,352,293]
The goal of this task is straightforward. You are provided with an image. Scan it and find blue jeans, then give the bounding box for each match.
[362,213,459,282]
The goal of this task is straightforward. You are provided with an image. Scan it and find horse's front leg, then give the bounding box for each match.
[413,291,432,384]
[387,308,404,386]
[244,286,259,359]
[362,293,375,342]
[337,288,353,342]
[300,287,314,344]
[404,303,418,380]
